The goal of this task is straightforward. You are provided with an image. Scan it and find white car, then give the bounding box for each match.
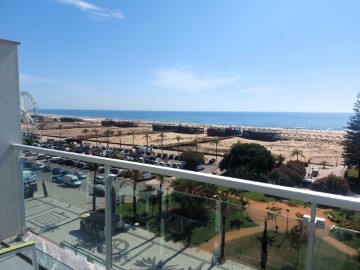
[32,162,45,170]
[74,171,87,180]
[95,176,104,184]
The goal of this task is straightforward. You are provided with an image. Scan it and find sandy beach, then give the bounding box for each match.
[37,115,344,167]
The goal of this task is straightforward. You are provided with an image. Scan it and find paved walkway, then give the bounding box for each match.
[25,195,255,270]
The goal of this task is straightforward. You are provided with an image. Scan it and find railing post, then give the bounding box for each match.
[105,165,112,270]
[18,151,26,234]
[306,203,317,270]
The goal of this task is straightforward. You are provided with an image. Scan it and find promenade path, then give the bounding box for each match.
[24,194,255,269]
[199,200,358,259]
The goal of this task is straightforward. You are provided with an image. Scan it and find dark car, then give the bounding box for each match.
[52,175,63,184]
[156,153,161,157]
[168,154,174,159]
[64,159,75,166]
[52,167,64,175]
[174,155,179,160]
[209,158,216,164]
[23,161,33,169]
[43,165,51,172]
[61,170,72,176]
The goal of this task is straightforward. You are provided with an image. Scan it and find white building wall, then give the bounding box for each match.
[0,38,22,241]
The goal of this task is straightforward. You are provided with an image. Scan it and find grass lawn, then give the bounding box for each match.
[329,229,360,250]
[116,197,257,246]
[243,191,277,202]
[225,231,360,270]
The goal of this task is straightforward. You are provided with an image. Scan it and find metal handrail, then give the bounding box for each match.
[12,143,360,212]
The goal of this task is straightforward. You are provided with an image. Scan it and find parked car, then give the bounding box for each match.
[195,165,204,171]
[23,171,36,184]
[92,184,105,196]
[174,156,179,160]
[208,158,216,164]
[172,163,178,168]
[156,153,161,157]
[52,175,64,184]
[74,171,87,180]
[32,162,45,170]
[23,161,33,169]
[37,154,49,160]
[168,154,174,159]
[52,167,64,175]
[43,165,51,172]
[61,170,72,176]
[63,174,81,187]
[95,176,104,184]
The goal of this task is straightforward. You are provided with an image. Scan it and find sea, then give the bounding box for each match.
[39,109,352,131]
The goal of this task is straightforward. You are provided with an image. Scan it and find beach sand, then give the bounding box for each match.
[37,116,344,166]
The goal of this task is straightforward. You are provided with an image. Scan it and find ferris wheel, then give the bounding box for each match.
[20,91,39,137]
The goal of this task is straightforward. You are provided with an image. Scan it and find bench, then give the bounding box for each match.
[327,214,335,221]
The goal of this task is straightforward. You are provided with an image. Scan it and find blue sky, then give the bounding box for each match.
[1,0,359,112]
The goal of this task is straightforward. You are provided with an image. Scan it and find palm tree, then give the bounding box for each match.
[175,135,183,155]
[171,178,217,244]
[131,170,143,219]
[193,139,198,153]
[103,129,114,149]
[159,133,166,155]
[82,128,88,139]
[129,130,136,147]
[210,139,221,162]
[58,124,63,139]
[156,175,170,222]
[291,148,305,161]
[115,130,123,149]
[143,132,151,146]
[92,129,99,146]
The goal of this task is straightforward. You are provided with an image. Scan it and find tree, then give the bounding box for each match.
[219,143,275,180]
[175,135,183,155]
[92,129,99,146]
[159,133,166,155]
[103,129,114,149]
[269,160,306,187]
[58,124,63,139]
[210,139,221,162]
[179,151,205,170]
[192,139,198,153]
[288,213,308,267]
[131,170,144,219]
[171,178,217,244]
[260,219,268,269]
[343,93,360,181]
[311,173,350,195]
[82,128,88,139]
[115,130,123,149]
[291,148,304,161]
[275,154,286,167]
[143,132,151,146]
[129,130,136,147]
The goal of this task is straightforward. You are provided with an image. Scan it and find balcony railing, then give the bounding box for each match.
[12,143,360,270]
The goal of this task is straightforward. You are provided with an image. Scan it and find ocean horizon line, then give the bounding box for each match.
[38,109,351,131]
[40,109,353,114]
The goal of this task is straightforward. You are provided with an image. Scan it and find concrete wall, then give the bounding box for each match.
[0,38,22,241]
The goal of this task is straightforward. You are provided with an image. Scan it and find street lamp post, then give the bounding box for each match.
[285,209,290,236]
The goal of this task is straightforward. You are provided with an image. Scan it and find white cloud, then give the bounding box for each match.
[245,86,277,95]
[151,67,240,92]
[56,0,124,20]
[20,73,54,84]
